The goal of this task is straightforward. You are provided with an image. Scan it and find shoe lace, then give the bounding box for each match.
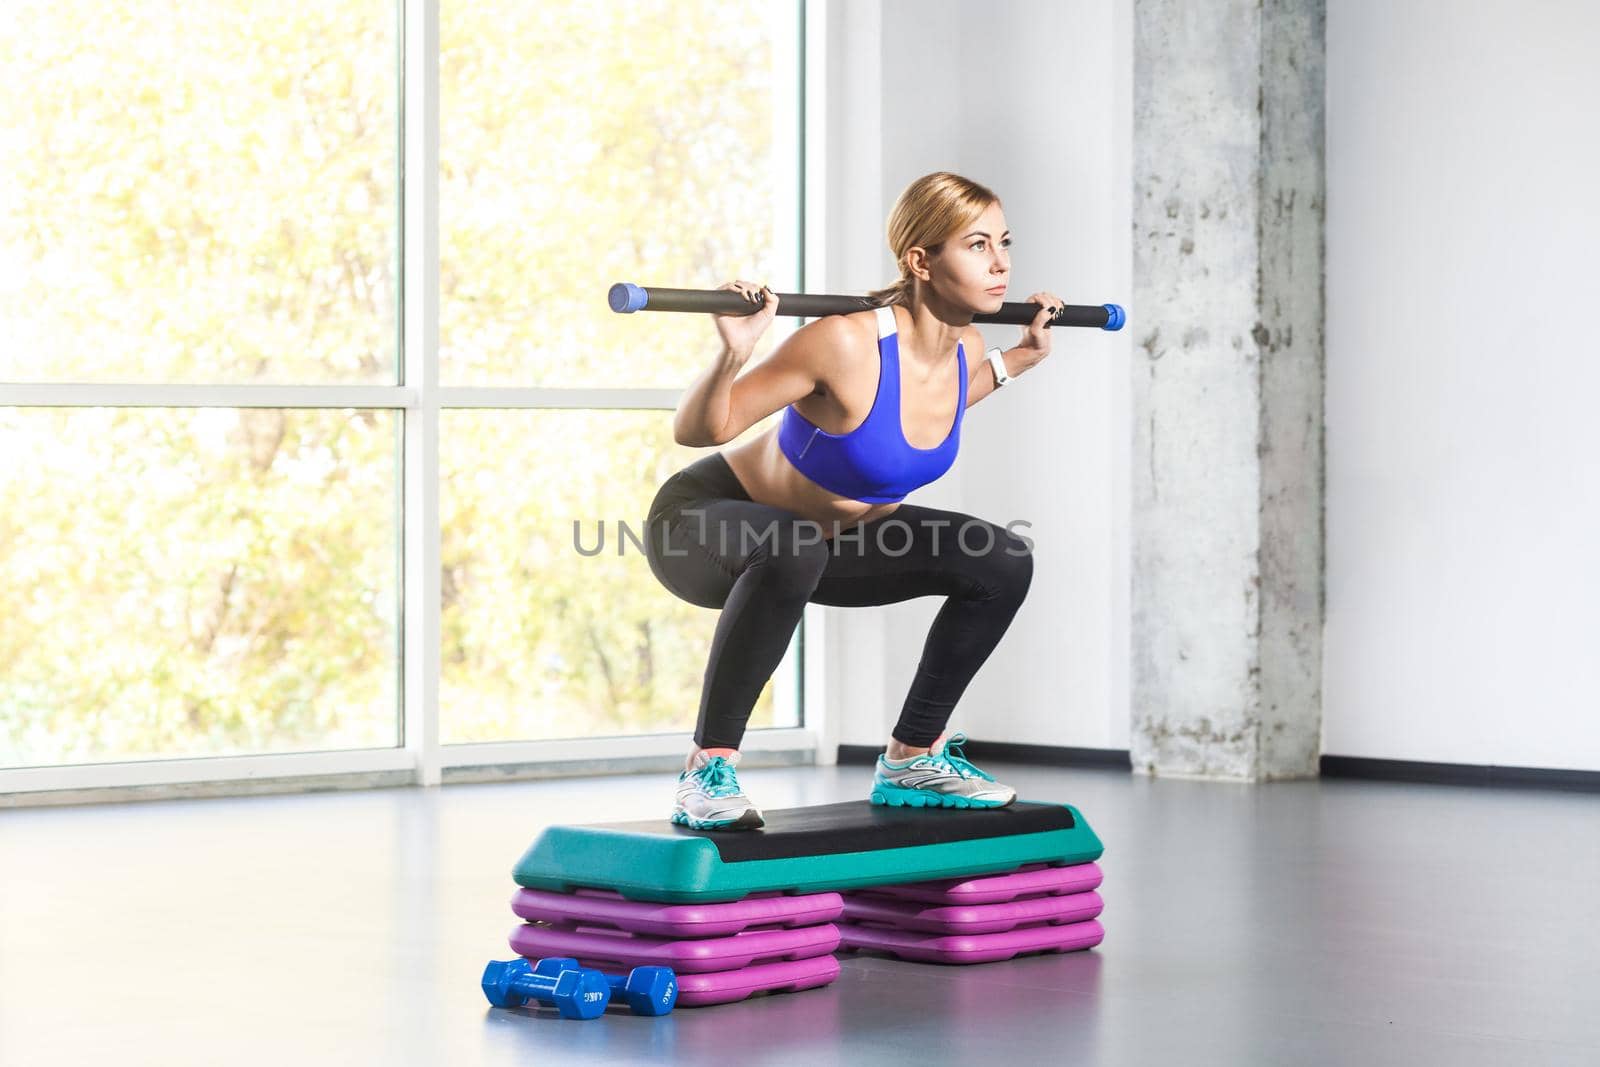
[930,731,996,782]
[694,756,743,797]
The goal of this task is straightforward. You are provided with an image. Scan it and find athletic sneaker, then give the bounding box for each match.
[871,731,1017,809]
[671,749,765,830]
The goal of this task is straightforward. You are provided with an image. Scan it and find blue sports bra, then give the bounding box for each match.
[777,305,967,504]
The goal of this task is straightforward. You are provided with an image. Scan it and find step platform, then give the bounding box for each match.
[511,800,1103,903]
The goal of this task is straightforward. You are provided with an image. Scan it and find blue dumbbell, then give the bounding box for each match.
[480,958,610,1019]
[531,956,678,1016]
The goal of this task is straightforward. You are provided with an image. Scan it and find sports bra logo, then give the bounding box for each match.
[795,427,819,460]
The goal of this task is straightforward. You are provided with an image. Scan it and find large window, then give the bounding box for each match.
[0,0,809,793]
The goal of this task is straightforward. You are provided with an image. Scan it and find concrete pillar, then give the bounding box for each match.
[1131,0,1325,780]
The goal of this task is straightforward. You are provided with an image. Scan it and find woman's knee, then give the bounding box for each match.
[973,525,1033,601]
[746,536,831,599]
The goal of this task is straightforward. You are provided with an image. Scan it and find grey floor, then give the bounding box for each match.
[2,762,1597,1067]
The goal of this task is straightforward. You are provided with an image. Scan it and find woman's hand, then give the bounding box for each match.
[1015,291,1065,370]
[712,279,780,358]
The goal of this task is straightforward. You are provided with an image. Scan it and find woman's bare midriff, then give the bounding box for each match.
[719,429,900,540]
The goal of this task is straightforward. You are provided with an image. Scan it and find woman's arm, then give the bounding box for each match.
[673,315,849,446]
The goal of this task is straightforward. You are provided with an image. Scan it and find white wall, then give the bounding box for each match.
[817,0,1134,752]
[1325,1,1600,770]
[814,0,1599,771]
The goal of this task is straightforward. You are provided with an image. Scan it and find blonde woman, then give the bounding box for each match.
[646,172,1063,830]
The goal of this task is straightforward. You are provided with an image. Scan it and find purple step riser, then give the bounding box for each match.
[508,921,841,974]
[510,886,844,938]
[841,889,1104,935]
[837,917,1104,964]
[673,955,842,1008]
[847,861,1104,906]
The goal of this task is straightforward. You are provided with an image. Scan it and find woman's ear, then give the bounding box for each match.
[904,246,932,282]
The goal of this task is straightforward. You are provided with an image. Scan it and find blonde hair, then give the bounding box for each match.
[864,171,1002,308]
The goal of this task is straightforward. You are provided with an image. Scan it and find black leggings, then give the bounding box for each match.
[644,452,1034,750]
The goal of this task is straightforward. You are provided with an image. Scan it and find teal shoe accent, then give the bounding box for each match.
[935,732,998,782]
[670,807,745,830]
[695,756,740,793]
[869,778,1011,809]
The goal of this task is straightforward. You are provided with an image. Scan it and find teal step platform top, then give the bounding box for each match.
[512,799,1104,903]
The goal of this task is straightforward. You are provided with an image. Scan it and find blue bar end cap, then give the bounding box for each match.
[1101,304,1126,331]
[609,282,649,314]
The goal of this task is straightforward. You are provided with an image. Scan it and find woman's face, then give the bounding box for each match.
[918,201,1012,310]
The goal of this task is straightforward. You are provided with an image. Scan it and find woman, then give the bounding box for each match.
[645,172,1063,830]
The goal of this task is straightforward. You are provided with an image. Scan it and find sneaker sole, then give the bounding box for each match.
[670,808,765,831]
[870,780,1015,809]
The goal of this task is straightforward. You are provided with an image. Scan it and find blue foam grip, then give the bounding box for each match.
[608,282,649,313]
[1101,304,1126,331]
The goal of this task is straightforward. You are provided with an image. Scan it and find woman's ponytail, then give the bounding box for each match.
[865,274,912,308]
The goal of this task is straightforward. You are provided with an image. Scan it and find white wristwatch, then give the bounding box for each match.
[985,346,1013,388]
